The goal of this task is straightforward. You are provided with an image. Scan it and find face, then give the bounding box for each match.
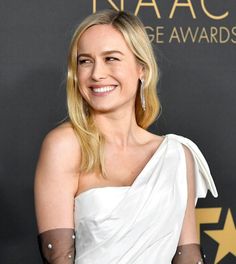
[76,24,144,114]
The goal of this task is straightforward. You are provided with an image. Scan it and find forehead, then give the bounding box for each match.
[77,24,131,54]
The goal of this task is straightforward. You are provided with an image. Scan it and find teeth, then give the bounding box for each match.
[92,86,116,93]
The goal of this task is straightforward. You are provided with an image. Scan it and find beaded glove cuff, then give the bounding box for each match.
[37,228,75,264]
[172,243,207,264]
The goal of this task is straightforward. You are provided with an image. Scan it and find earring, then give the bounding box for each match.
[140,79,146,111]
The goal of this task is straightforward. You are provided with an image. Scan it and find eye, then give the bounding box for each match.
[105,56,119,62]
[78,59,91,65]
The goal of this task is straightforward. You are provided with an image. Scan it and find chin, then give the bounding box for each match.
[91,105,117,114]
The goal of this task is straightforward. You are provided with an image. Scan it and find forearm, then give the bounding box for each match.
[172,243,206,264]
[37,228,76,264]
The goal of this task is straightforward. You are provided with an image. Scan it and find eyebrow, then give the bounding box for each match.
[77,50,124,58]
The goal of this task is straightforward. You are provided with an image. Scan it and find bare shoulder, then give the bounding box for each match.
[44,121,80,154]
[34,121,80,232]
[45,121,77,145]
[38,121,81,174]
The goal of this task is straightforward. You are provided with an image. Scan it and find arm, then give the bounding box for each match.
[34,124,80,263]
[172,145,206,264]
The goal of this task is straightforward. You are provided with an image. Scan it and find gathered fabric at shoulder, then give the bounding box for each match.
[167,134,218,204]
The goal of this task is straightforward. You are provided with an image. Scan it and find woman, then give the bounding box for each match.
[34,9,218,264]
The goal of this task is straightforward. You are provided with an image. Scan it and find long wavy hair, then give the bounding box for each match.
[66,9,161,176]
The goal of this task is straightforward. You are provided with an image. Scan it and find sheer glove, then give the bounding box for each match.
[172,243,206,264]
[37,228,75,264]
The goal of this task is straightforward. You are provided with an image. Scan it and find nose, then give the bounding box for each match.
[91,60,107,81]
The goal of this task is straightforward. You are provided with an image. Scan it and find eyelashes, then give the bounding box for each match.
[78,59,90,65]
[105,56,119,62]
[78,57,120,65]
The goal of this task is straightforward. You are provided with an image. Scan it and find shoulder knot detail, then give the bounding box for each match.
[167,134,218,203]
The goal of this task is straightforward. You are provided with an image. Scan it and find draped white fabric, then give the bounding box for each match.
[74,134,218,263]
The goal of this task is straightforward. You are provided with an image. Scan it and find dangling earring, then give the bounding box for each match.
[140,79,146,111]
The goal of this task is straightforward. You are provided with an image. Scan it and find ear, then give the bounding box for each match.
[137,63,145,80]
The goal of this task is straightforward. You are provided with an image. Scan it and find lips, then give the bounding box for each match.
[90,85,117,94]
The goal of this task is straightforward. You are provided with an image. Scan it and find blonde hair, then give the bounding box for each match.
[66,9,161,175]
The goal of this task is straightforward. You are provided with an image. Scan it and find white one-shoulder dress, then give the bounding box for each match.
[73,133,218,264]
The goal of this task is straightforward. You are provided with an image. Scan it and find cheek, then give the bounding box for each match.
[77,68,88,80]
[77,68,91,89]
[76,72,89,97]
[77,85,86,100]
[112,63,139,81]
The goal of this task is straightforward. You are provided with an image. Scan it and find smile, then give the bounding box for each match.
[91,85,117,94]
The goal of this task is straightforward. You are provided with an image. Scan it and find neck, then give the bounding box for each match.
[92,108,142,148]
